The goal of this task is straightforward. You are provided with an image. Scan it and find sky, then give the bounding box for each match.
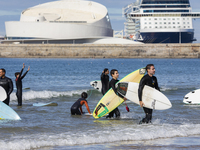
[0,0,200,42]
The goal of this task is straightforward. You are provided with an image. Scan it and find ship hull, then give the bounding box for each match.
[140,31,194,43]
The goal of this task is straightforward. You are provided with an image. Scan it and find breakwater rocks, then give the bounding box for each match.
[0,44,200,58]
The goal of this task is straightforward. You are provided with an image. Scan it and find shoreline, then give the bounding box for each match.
[0,43,200,58]
[42,135,200,149]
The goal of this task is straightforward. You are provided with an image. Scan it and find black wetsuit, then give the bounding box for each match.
[71,98,88,115]
[15,68,28,106]
[138,74,160,123]
[0,76,13,105]
[101,73,109,95]
[106,78,124,118]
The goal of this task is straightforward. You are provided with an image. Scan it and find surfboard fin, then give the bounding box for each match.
[125,102,129,112]
[126,105,130,112]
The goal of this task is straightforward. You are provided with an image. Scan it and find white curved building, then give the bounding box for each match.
[5,0,113,41]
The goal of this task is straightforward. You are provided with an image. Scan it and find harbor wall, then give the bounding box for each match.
[0,43,200,58]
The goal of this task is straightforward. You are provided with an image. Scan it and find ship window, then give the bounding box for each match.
[37,19,39,22]
[173,26,176,28]
[154,18,157,20]
[178,26,181,28]
[183,22,185,24]
[187,22,189,24]
[160,22,162,24]
[168,22,171,24]
[183,18,185,20]
[164,26,167,28]
[164,22,166,24]
[159,18,162,20]
[184,26,186,28]
[173,22,175,24]
[177,18,180,20]
[145,26,147,29]
[172,18,175,20]
[155,22,157,24]
[149,22,151,24]
[155,26,158,28]
[177,22,180,24]
[143,10,189,13]
[164,18,166,20]
[187,18,189,20]
[145,22,147,24]
[141,5,190,8]
[142,1,190,5]
[145,18,147,20]
[168,18,171,20]
[188,26,190,28]
[160,26,162,28]
[149,18,151,20]
[169,26,171,28]
[149,26,152,28]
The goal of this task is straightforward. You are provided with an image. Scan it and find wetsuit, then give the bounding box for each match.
[138,74,160,123]
[15,68,29,106]
[106,78,124,118]
[0,76,13,105]
[71,98,91,115]
[101,73,109,95]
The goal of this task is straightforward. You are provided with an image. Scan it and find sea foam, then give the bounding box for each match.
[0,122,200,150]
[9,89,90,101]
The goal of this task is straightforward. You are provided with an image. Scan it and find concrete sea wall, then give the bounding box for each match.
[0,43,200,58]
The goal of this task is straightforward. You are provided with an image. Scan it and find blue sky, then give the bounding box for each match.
[0,0,200,42]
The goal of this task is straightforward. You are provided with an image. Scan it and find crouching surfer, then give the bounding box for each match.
[138,64,160,124]
[71,92,91,115]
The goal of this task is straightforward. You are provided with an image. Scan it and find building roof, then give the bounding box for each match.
[21,0,107,23]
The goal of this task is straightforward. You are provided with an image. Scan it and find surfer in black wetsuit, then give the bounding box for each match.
[138,64,160,124]
[101,68,109,95]
[0,68,13,105]
[106,69,127,118]
[15,63,30,106]
[71,92,91,115]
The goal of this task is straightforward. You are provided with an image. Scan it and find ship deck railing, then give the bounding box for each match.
[126,13,200,19]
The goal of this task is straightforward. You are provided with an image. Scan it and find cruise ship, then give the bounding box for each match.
[123,0,200,43]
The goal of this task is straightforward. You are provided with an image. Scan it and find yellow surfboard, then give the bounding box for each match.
[93,67,146,119]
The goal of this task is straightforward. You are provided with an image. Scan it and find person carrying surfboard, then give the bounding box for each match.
[101,68,109,95]
[0,68,13,106]
[71,92,91,115]
[15,63,30,106]
[138,64,160,124]
[106,69,127,118]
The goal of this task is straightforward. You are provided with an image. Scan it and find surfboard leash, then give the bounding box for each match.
[87,89,93,100]
[117,92,130,112]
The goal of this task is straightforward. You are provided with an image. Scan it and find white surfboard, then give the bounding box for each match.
[14,87,30,90]
[33,102,58,107]
[116,82,172,110]
[0,86,7,101]
[183,89,200,104]
[90,80,102,92]
[0,101,21,120]
[83,112,92,116]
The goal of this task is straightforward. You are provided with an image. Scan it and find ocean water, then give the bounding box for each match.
[0,58,200,150]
